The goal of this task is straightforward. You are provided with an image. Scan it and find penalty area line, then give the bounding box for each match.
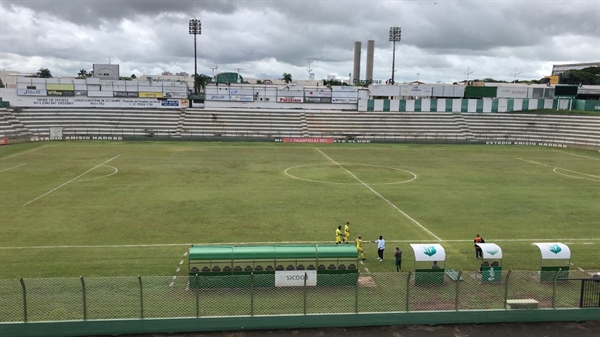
[23,154,121,206]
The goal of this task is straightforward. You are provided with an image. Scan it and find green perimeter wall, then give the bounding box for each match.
[1,309,598,337]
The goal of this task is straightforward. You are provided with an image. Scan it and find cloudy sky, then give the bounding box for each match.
[0,0,598,84]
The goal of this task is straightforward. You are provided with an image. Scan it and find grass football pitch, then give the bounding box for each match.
[0,141,598,279]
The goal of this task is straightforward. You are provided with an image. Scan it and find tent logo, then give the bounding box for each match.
[548,244,562,254]
[486,249,499,256]
[422,246,437,257]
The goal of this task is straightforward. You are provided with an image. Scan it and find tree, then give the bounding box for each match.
[131,74,137,79]
[36,68,52,78]
[256,79,263,84]
[194,74,212,92]
[77,69,88,77]
[281,73,292,84]
[86,70,93,78]
[0,78,4,88]
[560,67,600,85]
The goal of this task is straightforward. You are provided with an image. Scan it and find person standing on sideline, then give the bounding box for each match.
[394,247,402,273]
[432,261,441,269]
[355,235,365,260]
[335,226,342,245]
[343,222,350,243]
[373,235,385,261]
[474,234,485,258]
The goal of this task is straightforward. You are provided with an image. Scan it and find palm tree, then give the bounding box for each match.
[37,68,52,78]
[77,69,87,77]
[281,73,292,84]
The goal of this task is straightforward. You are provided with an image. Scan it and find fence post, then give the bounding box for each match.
[552,268,562,309]
[354,272,359,314]
[303,272,307,316]
[406,271,412,312]
[504,270,512,310]
[19,278,27,323]
[195,274,199,318]
[138,275,143,319]
[80,276,87,321]
[250,272,254,317]
[455,270,462,311]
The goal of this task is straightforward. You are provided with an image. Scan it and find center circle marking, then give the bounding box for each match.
[284,163,417,185]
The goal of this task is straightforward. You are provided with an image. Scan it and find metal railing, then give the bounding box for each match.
[0,270,597,323]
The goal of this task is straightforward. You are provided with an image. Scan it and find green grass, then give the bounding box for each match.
[0,141,599,279]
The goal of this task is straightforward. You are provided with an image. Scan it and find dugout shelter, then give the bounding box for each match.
[532,242,571,281]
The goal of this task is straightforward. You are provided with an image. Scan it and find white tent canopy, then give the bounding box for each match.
[409,244,446,262]
[476,243,503,259]
[532,243,571,259]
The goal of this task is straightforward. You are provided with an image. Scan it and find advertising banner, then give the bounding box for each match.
[278,97,303,103]
[229,89,254,95]
[47,84,74,91]
[400,86,433,97]
[278,90,304,97]
[139,92,163,98]
[0,138,8,145]
[163,92,188,99]
[161,100,180,107]
[114,91,139,98]
[17,89,47,96]
[47,90,75,96]
[497,87,528,98]
[88,91,114,97]
[304,97,332,103]
[74,90,87,96]
[207,94,229,101]
[275,271,317,287]
[11,96,182,108]
[180,99,189,107]
[277,138,334,143]
[304,90,332,97]
[331,97,358,103]
[229,95,254,102]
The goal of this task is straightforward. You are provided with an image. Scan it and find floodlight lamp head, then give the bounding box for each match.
[188,19,201,35]
[389,26,402,41]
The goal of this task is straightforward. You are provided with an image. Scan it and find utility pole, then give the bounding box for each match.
[512,68,521,83]
[235,68,243,83]
[465,67,474,83]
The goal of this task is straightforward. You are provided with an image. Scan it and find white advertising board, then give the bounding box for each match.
[275,271,317,287]
[278,90,304,97]
[229,95,254,102]
[18,89,47,96]
[163,92,188,99]
[497,87,528,98]
[10,96,182,108]
[304,90,332,97]
[88,90,114,97]
[207,94,229,101]
[278,96,303,103]
[332,97,358,104]
[400,86,433,97]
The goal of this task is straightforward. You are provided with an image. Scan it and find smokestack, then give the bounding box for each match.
[366,40,374,82]
[353,41,361,84]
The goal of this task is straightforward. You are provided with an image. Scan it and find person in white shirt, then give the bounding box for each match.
[373,235,385,261]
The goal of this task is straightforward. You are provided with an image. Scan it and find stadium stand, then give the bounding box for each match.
[0,108,32,139]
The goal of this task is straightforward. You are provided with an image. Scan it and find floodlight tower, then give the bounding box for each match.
[189,18,201,94]
[389,27,401,84]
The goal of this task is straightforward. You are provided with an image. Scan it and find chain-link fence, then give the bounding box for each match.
[1,270,598,322]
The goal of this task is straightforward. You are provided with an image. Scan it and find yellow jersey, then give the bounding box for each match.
[355,238,363,249]
[335,228,342,238]
[344,224,350,235]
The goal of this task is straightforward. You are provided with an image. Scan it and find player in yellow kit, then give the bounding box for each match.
[335,226,342,245]
[355,235,365,260]
[343,222,350,243]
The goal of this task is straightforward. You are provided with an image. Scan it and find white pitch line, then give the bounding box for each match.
[517,158,600,181]
[0,146,49,161]
[179,260,184,265]
[23,154,121,206]
[553,150,600,161]
[364,267,370,273]
[314,147,442,241]
[0,163,26,173]
[2,238,600,250]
